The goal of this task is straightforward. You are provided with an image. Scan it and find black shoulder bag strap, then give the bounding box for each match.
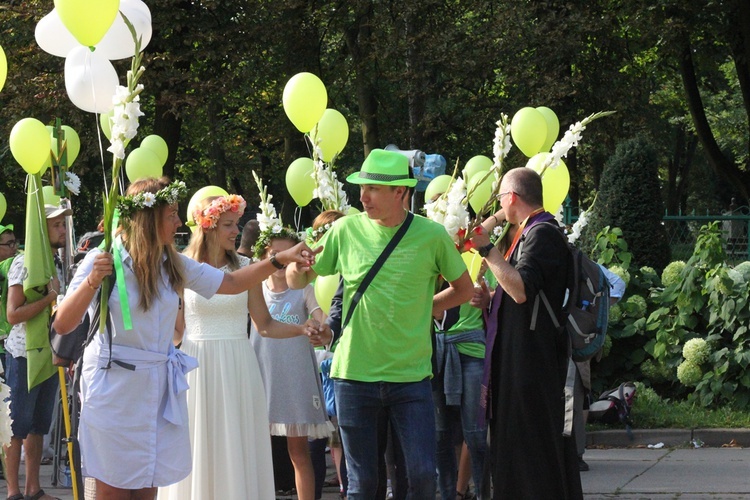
[341,211,414,331]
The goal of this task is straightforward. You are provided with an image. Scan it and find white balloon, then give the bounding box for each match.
[95,0,153,60]
[35,9,78,58]
[65,46,119,113]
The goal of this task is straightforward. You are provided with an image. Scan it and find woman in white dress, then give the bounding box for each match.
[251,231,333,500]
[53,178,319,500]
[158,194,314,499]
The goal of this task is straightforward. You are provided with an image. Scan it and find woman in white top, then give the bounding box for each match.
[53,177,318,500]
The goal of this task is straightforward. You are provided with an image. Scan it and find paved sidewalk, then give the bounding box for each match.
[6,430,750,499]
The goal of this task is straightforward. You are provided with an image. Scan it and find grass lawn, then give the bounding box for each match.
[590,383,750,430]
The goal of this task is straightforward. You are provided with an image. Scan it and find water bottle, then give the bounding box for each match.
[581,300,590,311]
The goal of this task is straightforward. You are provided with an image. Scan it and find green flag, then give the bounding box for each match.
[23,173,56,389]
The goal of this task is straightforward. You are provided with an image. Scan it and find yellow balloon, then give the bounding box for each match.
[310,109,349,162]
[283,72,327,133]
[511,107,547,158]
[10,118,51,174]
[425,174,452,202]
[186,185,229,229]
[43,185,61,206]
[0,192,6,222]
[536,106,560,153]
[347,206,360,215]
[314,273,340,315]
[125,147,163,183]
[467,171,494,214]
[526,152,570,213]
[54,0,121,47]
[0,45,7,93]
[286,157,316,207]
[463,155,492,181]
[461,250,483,282]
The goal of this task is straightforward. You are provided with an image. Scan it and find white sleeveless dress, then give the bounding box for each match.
[158,258,275,499]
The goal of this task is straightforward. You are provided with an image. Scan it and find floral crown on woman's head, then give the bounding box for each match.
[193,195,247,230]
[117,180,187,219]
[253,226,301,260]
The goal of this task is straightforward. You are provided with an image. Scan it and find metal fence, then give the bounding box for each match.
[563,199,750,265]
[663,213,750,265]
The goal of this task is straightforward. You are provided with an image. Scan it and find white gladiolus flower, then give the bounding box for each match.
[64,171,81,195]
[568,210,588,244]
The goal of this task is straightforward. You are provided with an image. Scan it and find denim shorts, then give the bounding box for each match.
[5,353,59,438]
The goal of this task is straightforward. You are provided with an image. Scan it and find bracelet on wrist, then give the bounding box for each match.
[490,214,498,225]
[86,276,100,291]
[269,254,286,270]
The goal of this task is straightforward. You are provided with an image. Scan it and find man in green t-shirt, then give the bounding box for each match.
[288,149,473,499]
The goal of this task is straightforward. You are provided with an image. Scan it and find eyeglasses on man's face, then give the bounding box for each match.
[498,191,514,201]
[0,240,17,248]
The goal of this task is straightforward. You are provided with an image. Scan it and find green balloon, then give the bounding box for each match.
[464,155,493,181]
[467,171,494,214]
[511,107,547,158]
[42,185,61,206]
[536,106,560,153]
[526,152,570,213]
[314,272,341,314]
[282,72,328,133]
[48,125,81,168]
[0,45,6,93]
[125,147,163,183]
[54,0,120,47]
[100,110,113,140]
[141,135,169,167]
[10,118,50,174]
[310,109,349,162]
[425,174,453,202]
[286,157,316,207]
[186,185,230,229]
[0,192,6,222]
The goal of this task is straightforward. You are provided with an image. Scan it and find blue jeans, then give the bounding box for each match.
[433,354,487,499]
[6,353,59,438]
[335,378,436,500]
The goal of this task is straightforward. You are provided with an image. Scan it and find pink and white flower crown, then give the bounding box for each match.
[193,194,247,230]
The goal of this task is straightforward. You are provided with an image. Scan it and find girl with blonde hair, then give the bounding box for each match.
[54,177,318,500]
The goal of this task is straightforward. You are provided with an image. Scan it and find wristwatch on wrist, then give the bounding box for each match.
[269,254,286,270]
[478,243,494,258]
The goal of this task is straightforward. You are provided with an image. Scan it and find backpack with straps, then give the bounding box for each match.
[527,222,611,362]
[588,381,636,437]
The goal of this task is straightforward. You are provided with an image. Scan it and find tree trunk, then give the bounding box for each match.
[344,0,380,158]
[678,38,750,200]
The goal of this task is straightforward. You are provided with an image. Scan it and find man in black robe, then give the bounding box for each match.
[472,167,582,499]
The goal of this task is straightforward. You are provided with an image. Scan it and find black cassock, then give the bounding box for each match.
[488,221,583,499]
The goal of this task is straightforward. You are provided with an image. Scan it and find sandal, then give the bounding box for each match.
[24,490,61,500]
[7,494,24,500]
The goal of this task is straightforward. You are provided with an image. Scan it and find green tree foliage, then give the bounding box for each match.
[585,136,671,271]
[1,0,749,239]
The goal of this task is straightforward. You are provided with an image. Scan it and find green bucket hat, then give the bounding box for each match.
[0,223,13,235]
[346,149,418,187]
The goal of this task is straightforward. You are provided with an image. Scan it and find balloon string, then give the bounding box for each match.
[294,206,302,232]
[94,113,109,198]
